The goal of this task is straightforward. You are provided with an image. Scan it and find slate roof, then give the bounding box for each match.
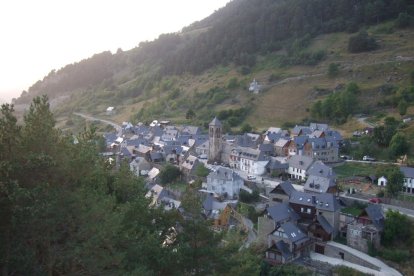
[292,126,312,136]
[400,166,414,178]
[307,161,336,178]
[317,215,333,234]
[235,133,257,148]
[275,138,290,148]
[292,136,308,149]
[232,147,267,161]
[181,155,199,170]
[266,157,289,170]
[278,221,308,243]
[310,123,329,131]
[209,117,222,126]
[288,155,314,171]
[289,190,340,212]
[304,175,336,193]
[259,143,274,153]
[266,202,300,223]
[207,166,242,182]
[365,204,384,231]
[104,133,118,145]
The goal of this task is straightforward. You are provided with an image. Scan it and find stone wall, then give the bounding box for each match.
[324,243,380,271]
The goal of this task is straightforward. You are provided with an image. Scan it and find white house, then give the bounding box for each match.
[377,176,387,187]
[287,155,314,181]
[106,106,115,115]
[229,147,269,175]
[400,167,414,194]
[206,167,244,199]
[249,79,261,94]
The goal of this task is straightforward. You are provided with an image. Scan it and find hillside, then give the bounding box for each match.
[13,0,414,136]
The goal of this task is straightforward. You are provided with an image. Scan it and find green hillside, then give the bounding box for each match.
[13,0,414,137]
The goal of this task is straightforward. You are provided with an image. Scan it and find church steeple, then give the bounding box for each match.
[208,117,222,162]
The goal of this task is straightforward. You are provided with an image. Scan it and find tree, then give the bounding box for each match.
[159,164,181,185]
[328,63,340,78]
[389,133,409,158]
[240,123,253,133]
[348,31,378,53]
[195,164,210,178]
[398,99,408,115]
[382,210,412,246]
[185,109,195,120]
[373,117,399,147]
[383,166,404,197]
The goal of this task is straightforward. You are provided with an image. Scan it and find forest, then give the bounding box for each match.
[0,97,313,275]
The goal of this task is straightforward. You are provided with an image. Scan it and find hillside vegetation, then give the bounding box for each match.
[13,0,414,135]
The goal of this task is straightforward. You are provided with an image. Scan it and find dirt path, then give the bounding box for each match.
[73,112,122,136]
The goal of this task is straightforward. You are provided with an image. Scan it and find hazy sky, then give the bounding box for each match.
[0,0,231,103]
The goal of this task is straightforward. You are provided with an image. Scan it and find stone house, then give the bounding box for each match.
[180,155,201,180]
[265,222,312,265]
[206,166,243,199]
[274,139,291,156]
[268,181,295,204]
[401,166,414,194]
[346,205,384,253]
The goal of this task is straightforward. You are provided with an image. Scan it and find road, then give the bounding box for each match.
[340,193,414,218]
[73,112,122,136]
[345,159,400,166]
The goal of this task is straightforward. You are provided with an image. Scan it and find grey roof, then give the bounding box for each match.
[293,136,308,149]
[275,138,290,148]
[304,175,336,194]
[259,143,274,153]
[365,204,384,231]
[317,215,333,234]
[150,152,164,161]
[235,133,257,148]
[181,125,201,136]
[288,155,314,171]
[275,240,293,259]
[310,123,329,131]
[292,125,312,136]
[307,161,336,178]
[325,130,343,141]
[279,181,295,196]
[104,132,118,144]
[289,191,340,212]
[266,157,289,170]
[209,117,222,126]
[207,166,242,182]
[266,202,300,223]
[278,221,308,243]
[400,166,414,178]
[232,147,268,161]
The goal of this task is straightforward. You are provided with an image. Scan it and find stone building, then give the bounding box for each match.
[208,117,222,163]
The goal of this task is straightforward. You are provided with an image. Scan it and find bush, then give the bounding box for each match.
[328,63,340,78]
[159,164,181,185]
[380,248,410,263]
[395,12,413,29]
[239,189,260,203]
[348,31,378,53]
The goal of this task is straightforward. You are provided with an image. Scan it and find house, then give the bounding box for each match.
[195,140,209,157]
[287,155,315,181]
[289,191,341,240]
[304,175,337,194]
[303,137,339,163]
[180,155,201,180]
[135,144,152,160]
[265,222,312,265]
[307,161,336,179]
[377,176,387,187]
[129,157,152,177]
[229,147,269,175]
[258,202,300,242]
[347,204,384,253]
[268,181,295,204]
[274,139,291,156]
[147,167,160,181]
[145,184,181,211]
[206,167,244,199]
[287,136,308,156]
[266,157,289,178]
[249,79,261,94]
[106,106,115,115]
[150,151,164,163]
[400,166,414,194]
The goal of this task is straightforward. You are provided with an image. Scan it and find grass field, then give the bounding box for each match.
[333,162,385,179]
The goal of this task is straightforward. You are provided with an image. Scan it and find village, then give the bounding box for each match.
[101,116,413,275]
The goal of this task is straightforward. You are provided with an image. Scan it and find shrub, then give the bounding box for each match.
[380,248,410,263]
[348,31,378,53]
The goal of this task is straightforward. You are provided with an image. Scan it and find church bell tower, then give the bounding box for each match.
[208,117,222,163]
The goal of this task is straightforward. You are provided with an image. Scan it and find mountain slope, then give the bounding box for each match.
[14,0,414,135]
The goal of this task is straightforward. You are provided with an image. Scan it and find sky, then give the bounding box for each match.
[0,0,231,104]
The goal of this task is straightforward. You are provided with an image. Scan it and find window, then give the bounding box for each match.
[307,208,311,214]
